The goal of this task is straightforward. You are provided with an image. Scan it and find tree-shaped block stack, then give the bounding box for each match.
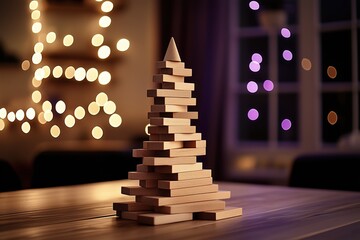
[113,38,243,225]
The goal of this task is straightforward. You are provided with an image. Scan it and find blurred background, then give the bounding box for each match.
[0,0,359,191]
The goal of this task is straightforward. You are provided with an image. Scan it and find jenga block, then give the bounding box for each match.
[149,133,202,141]
[148,112,198,119]
[143,156,197,166]
[128,171,168,180]
[139,180,158,188]
[150,117,191,126]
[153,74,185,83]
[194,207,243,220]
[121,186,160,196]
[158,177,213,189]
[133,147,206,158]
[163,37,181,62]
[160,68,192,77]
[154,97,196,106]
[147,89,191,98]
[140,191,231,206]
[113,201,153,212]
[155,200,225,214]
[138,212,193,226]
[156,61,184,68]
[162,82,195,91]
[136,164,155,172]
[151,105,188,113]
[148,125,196,134]
[155,162,203,173]
[183,140,206,148]
[144,141,183,150]
[121,211,153,221]
[160,184,218,197]
[170,169,211,180]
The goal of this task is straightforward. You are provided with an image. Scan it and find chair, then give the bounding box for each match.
[0,159,22,192]
[289,153,360,191]
[31,150,140,188]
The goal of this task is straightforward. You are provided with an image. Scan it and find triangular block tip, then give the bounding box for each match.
[164,37,181,62]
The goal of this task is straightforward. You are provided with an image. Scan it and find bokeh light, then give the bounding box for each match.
[301,58,312,71]
[63,34,74,47]
[52,66,63,78]
[38,112,46,124]
[21,60,30,71]
[96,92,108,106]
[86,68,98,82]
[65,66,75,79]
[7,112,15,122]
[29,1,38,10]
[116,38,130,52]
[34,68,45,80]
[42,65,51,78]
[74,67,86,81]
[327,66,337,79]
[249,1,259,10]
[32,90,42,103]
[26,108,36,120]
[109,113,122,127]
[98,45,111,59]
[251,53,262,63]
[263,80,274,92]
[32,53,42,64]
[282,50,293,61]
[64,115,76,128]
[247,108,259,121]
[0,119,5,131]
[44,110,54,122]
[145,123,150,135]
[46,32,56,44]
[74,106,86,120]
[50,125,61,138]
[21,122,31,134]
[34,42,44,53]
[16,109,25,121]
[281,119,292,131]
[249,61,260,72]
[32,22,42,34]
[281,28,291,38]
[327,111,338,125]
[99,16,111,28]
[31,10,41,20]
[98,71,111,85]
[101,1,114,13]
[92,126,103,139]
[55,100,66,114]
[88,102,100,115]
[103,100,116,114]
[91,34,104,47]
[0,108,7,119]
[42,100,52,111]
[247,81,258,93]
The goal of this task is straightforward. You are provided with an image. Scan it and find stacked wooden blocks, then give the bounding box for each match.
[113,38,242,225]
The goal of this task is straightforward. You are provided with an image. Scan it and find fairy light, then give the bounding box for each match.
[74,67,86,81]
[42,65,51,78]
[52,66,63,78]
[101,1,114,13]
[21,60,30,71]
[16,109,25,121]
[145,124,150,135]
[26,108,36,120]
[65,66,75,79]
[92,126,103,139]
[29,1,39,10]
[64,115,76,128]
[103,100,116,114]
[74,106,86,120]
[96,92,108,106]
[0,108,7,119]
[32,22,42,34]
[42,101,52,111]
[0,119,5,131]
[50,125,61,138]
[247,81,258,93]
[44,110,54,122]
[55,100,66,114]
[91,34,104,47]
[32,90,42,103]
[116,38,130,52]
[86,68,98,82]
[63,34,74,47]
[46,32,56,43]
[98,45,111,59]
[32,53,42,64]
[32,77,42,88]
[38,112,46,124]
[7,112,16,122]
[109,113,122,128]
[21,122,31,134]
[31,10,41,20]
[34,42,44,53]
[248,109,259,121]
[88,102,100,115]
[34,68,45,80]
[98,71,111,85]
[99,16,111,28]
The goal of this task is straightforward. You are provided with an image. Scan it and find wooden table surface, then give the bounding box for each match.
[0,180,359,240]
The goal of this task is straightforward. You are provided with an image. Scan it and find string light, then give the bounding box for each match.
[116,38,130,52]
[99,16,111,28]
[98,45,111,59]
[86,68,98,82]
[32,90,42,103]
[46,32,56,43]
[42,65,51,78]
[29,1,39,10]
[88,102,100,115]
[103,100,116,114]
[7,112,16,122]
[74,106,86,120]
[52,66,63,78]
[63,34,74,47]
[21,60,30,71]
[32,22,42,34]
[0,108,7,119]
[92,126,103,139]
[21,122,31,134]
[109,113,122,127]
[64,115,76,128]
[26,108,36,120]
[31,10,41,20]
[65,66,75,79]
[34,42,44,53]
[96,92,108,106]
[0,119,5,131]
[91,34,104,47]
[16,109,25,121]
[50,125,61,138]
[101,1,114,13]
[74,67,86,81]
[55,100,66,114]
[98,71,111,85]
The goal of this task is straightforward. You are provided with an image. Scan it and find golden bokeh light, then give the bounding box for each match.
[31,10,41,20]
[96,92,108,106]
[101,1,114,13]
[21,122,31,134]
[34,68,45,80]
[98,45,111,59]
[42,101,52,111]
[109,113,122,128]
[86,68,98,82]
[92,126,103,139]
[145,123,150,135]
[74,106,86,120]
[116,38,130,52]
[63,34,74,47]
[38,112,46,124]
[88,102,100,115]
[29,1,39,10]
[98,71,111,85]
[46,32,56,44]
[32,52,42,64]
[65,66,75,79]
[0,119,5,131]
[7,112,16,122]
[64,115,76,128]
[42,65,51,78]
[50,125,61,138]
[26,108,36,120]
[32,22,42,34]
[74,67,86,81]
[0,108,7,119]
[21,60,30,71]
[34,42,44,53]
[327,111,338,125]
[52,66,63,78]
[99,16,111,28]
[44,110,54,122]
[327,66,337,79]
[32,90,42,103]
[91,34,104,47]
[55,100,66,114]
[103,101,116,114]
[32,77,42,88]
[16,109,25,121]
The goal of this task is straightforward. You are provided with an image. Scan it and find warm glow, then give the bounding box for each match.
[32,53,42,64]
[21,122,31,134]
[0,119,5,131]
[44,110,54,122]
[101,1,114,13]
[30,79,40,88]
[327,66,337,79]
[91,34,104,47]
[21,60,30,71]
[145,123,150,135]
[98,45,111,59]
[86,68,98,82]
[26,108,36,120]
[301,58,312,71]
[42,100,52,111]
[65,66,75,79]
[50,125,60,138]
[116,38,130,52]
[34,68,45,80]
[63,34,74,47]
[46,32,56,44]
[38,112,46,124]
[34,42,44,53]
[7,112,15,122]
[42,65,51,78]
[109,113,122,128]
[98,71,111,85]
[31,10,41,20]
[32,90,42,103]
[16,109,25,121]
[92,126,103,139]
[96,92,108,106]
[0,108,7,119]
[55,100,66,114]
[88,102,100,115]
[52,66,63,78]
[327,111,338,125]
[103,101,116,114]
[64,115,76,128]
[99,16,111,28]
[29,1,38,10]
[32,22,42,34]
[74,106,86,120]
[74,67,86,81]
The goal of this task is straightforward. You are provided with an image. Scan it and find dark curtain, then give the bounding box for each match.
[160,0,230,180]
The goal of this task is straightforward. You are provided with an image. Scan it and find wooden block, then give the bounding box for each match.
[140,191,231,206]
[148,125,196,134]
[171,169,211,180]
[194,207,243,220]
[147,89,191,98]
[150,117,191,126]
[144,141,183,150]
[151,105,188,113]
[139,180,158,188]
[158,177,213,189]
[159,68,192,77]
[153,74,185,83]
[155,200,225,214]
[121,186,160,196]
[163,37,181,62]
[128,171,168,180]
[154,97,196,106]
[113,201,153,212]
[183,140,206,148]
[121,211,153,221]
[143,156,197,166]
[136,164,155,172]
[148,112,198,119]
[160,184,219,197]
[155,162,203,173]
[149,133,202,141]
[133,147,206,158]
[156,61,184,68]
[138,212,193,225]
[161,82,195,91]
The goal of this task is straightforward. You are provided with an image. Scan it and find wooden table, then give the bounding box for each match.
[0,180,359,239]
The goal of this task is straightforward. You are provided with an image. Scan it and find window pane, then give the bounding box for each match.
[320,0,351,22]
[278,33,297,82]
[238,93,268,141]
[238,0,259,27]
[321,30,352,83]
[322,92,352,143]
[239,36,269,83]
[278,93,298,142]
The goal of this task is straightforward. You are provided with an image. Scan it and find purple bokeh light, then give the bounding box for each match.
[282,50,293,61]
[263,80,274,92]
[251,53,263,63]
[248,108,259,121]
[247,81,258,93]
[281,119,292,131]
[281,28,291,38]
[249,1,260,10]
[249,61,260,72]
